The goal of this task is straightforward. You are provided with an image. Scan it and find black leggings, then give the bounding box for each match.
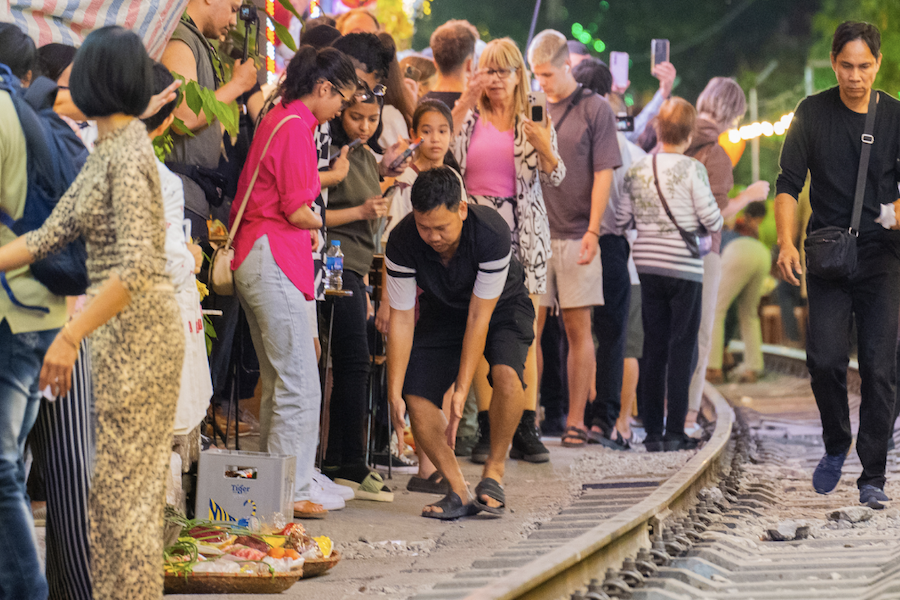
[638,274,702,440]
[324,270,370,467]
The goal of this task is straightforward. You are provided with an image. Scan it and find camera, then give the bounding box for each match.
[239,3,258,24]
[238,2,259,63]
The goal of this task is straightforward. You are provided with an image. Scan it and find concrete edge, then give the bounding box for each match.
[729,339,860,372]
[462,385,735,600]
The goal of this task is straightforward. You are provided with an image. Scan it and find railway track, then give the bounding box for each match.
[429,344,900,600]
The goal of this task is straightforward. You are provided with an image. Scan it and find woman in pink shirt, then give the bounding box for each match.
[230,46,357,520]
[450,38,565,467]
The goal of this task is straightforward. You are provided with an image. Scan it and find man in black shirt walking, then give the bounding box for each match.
[385,168,535,519]
[775,21,900,506]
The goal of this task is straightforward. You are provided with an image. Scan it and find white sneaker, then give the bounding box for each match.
[313,471,354,501]
[308,486,345,511]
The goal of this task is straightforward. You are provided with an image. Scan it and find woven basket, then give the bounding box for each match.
[163,552,341,594]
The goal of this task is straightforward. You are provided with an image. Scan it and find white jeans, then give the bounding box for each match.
[688,252,721,412]
[709,237,770,372]
[235,235,321,502]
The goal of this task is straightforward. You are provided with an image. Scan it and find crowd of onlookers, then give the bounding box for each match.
[10,7,887,600]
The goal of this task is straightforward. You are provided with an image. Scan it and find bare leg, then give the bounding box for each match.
[481,365,526,507]
[407,395,469,513]
[616,358,639,439]
[523,294,541,412]
[561,307,595,438]
[473,358,492,412]
[415,445,437,479]
[536,305,548,395]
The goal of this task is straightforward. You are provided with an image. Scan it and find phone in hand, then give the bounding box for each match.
[610,51,629,89]
[527,91,548,127]
[651,39,670,71]
[615,115,634,132]
[329,138,363,167]
[388,137,422,171]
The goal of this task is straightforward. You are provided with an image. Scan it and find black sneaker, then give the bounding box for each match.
[509,410,550,463]
[454,435,476,457]
[644,434,665,453]
[663,435,700,452]
[471,411,491,464]
[860,484,891,509]
[812,452,846,494]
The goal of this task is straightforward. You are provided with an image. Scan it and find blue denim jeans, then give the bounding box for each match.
[0,318,58,600]
[235,235,321,502]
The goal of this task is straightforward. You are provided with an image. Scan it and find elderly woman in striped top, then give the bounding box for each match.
[618,97,722,453]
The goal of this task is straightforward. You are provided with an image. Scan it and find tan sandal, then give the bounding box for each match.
[293,500,327,519]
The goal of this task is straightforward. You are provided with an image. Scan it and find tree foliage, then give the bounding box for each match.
[413,0,819,105]
[811,0,900,97]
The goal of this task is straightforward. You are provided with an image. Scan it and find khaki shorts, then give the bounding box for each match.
[540,237,604,309]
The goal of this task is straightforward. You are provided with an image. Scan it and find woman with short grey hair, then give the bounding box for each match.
[684,77,771,432]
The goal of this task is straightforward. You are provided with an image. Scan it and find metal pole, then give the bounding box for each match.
[526,0,543,51]
[750,87,759,182]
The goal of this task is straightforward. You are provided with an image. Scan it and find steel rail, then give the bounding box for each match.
[462,385,735,600]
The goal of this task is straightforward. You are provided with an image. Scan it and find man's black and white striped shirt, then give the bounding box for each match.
[385,204,528,312]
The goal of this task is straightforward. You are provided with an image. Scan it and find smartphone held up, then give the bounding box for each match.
[527,91,548,127]
[610,51,629,89]
[651,39,670,72]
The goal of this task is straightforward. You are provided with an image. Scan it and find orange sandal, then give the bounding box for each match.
[293,500,327,519]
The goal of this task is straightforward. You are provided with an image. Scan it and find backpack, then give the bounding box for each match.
[0,64,89,311]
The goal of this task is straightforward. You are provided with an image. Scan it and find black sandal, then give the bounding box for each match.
[473,477,506,515]
[586,427,630,451]
[407,471,450,495]
[421,492,479,520]
[561,426,588,448]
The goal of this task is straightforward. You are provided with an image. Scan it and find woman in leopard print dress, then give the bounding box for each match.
[0,28,182,599]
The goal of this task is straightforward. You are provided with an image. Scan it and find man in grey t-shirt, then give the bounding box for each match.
[528,30,622,449]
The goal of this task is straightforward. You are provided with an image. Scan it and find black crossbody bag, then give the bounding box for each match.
[804,91,878,280]
[652,154,712,258]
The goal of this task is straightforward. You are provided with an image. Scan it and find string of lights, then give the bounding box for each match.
[265,0,277,85]
[727,112,794,143]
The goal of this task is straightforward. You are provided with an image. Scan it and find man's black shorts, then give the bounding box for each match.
[402,295,535,408]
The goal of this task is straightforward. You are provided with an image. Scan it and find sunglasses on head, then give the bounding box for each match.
[355,79,386,104]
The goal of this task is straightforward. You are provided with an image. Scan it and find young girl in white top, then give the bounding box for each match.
[378,99,459,496]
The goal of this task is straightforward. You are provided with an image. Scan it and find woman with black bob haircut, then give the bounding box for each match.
[69,25,154,117]
[0,25,184,600]
[230,45,358,519]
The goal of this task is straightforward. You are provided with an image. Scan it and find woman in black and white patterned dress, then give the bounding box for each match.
[450,37,565,458]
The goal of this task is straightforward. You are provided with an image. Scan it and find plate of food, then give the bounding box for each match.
[163,518,339,594]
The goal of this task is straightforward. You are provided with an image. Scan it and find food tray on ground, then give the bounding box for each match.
[163,552,341,594]
[301,551,341,578]
[164,570,303,594]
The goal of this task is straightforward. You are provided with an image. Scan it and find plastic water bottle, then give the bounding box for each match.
[325,240,343,291]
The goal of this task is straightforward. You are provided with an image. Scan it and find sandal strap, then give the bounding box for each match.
[563,426,587,441]
[426,491,464,512]
[474,477,505,505]
[359,472,388,494]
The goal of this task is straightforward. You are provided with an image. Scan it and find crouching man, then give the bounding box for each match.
[385,167,534,519]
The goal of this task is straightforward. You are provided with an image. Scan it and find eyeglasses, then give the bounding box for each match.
[333,84,352,109]
[483,67,517,79]
[355,79,386,103]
